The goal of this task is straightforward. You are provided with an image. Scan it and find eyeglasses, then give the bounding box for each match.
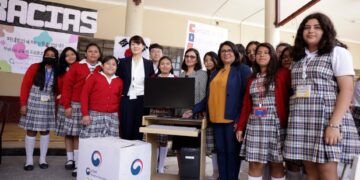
[185,55,196,59]
[220,49,233,54]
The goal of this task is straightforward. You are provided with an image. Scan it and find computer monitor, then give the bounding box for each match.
[144,77,195,109]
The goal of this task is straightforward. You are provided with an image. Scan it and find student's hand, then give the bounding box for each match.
[81,116,91,126]
[324,126,342,145]
[65,108,72,118]
[56,95,61,100]
[182,110,193,118]
[236,131,243,142]
[20,106,27,116]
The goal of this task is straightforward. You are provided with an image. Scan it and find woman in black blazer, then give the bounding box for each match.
[116,35,155,140]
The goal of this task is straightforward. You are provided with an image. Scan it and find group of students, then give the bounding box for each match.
[19,42,124,177]
[18,12,360,180]
[18,35,185,177]
[192,12,360,180]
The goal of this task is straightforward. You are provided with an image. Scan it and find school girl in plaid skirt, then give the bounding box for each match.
[283,13,360,180]
[149,56,176,173]
[236,43,291,180]
[19,47,59,171]
[61,43,102,177]
[351,79,360,136]
[80,56,123,138]
[55,47,80,170]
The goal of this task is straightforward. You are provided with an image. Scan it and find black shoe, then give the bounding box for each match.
[24,164,34,171]
[65,160,75,170]
[72,168,77,177]
[39,163,49,169]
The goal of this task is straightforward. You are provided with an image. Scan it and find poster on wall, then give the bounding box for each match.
[184,21,228,67]
[0,0,98,37]
[113,36,151,60]
[0,24,78,74]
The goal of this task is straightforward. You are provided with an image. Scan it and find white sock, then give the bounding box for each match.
[158,147,168,173]
[39,134,50,164]
[211,153,219,177]
[25,135,36,166]
[271,176,285,180]
[67,152,74,161]
[287,170,302,180]
[248,175,263,180]
[74,149,79,168]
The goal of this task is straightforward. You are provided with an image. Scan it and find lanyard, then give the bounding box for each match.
[45,68,53,89]
[302,57,312,80]
[256,74,265,107]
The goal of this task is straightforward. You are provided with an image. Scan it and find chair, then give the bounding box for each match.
[0,101,9,164]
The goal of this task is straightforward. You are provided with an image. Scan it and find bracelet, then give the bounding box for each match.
[328,123,341,129]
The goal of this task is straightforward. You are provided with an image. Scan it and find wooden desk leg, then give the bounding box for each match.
[200,129,206,180]
[147,133,158,178]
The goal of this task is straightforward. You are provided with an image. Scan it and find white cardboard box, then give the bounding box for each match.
[77,137,151,180]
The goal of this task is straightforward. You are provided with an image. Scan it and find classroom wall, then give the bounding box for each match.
[1,0,360,96]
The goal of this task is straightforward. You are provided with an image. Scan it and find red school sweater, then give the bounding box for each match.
[237,67,291,132]
[57,73,66,105]
[80,72,123,116]
[62,61,102,109]
[20,63,40,106]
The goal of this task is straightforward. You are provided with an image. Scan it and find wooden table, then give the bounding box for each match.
[139,115,207,180]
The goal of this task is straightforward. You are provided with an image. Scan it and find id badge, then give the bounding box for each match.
[296,85,311,98]
[40,95,51,102]
[254,106,267,117]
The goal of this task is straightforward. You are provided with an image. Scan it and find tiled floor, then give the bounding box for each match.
[1,123,248,179]
[0,156,249,180]
[1,123,354,180]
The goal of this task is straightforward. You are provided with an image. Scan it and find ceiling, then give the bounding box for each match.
[94,0,360,43]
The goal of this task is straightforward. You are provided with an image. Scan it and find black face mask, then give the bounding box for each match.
[43,57,57,65]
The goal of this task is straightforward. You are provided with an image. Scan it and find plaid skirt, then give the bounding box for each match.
[55,105,66,136]
[351,106,360,136]
[80,111,119,138]
[240,113,285,163]
[284,96,360,164]
[19,86,56,131]
[63,102,82,136]
[206,125,216,154]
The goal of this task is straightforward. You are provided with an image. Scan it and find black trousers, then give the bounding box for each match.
[119,95,149,140]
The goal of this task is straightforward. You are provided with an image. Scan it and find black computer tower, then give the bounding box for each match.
[179,147,200,180]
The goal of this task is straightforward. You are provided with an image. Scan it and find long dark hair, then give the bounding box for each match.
[252,43,279,95]
[203,51,220,75]
[181,48,202,71]
[236,43,248,64]
[293,12,346,61]
[57,47,80,76]
[156,56,174,76]
[217,41,241,68]
[33,47,59,92]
